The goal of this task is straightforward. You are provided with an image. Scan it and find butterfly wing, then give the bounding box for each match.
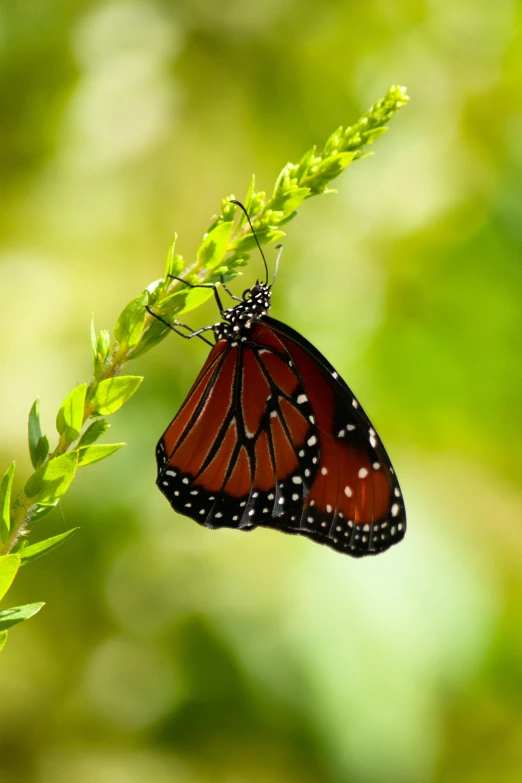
[156,317,405,558]
[258,316,406,556]
[156,335,320,531]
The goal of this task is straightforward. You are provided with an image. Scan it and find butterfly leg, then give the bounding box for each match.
[145,306,215,346]
[168,276,224,313]
[220,276,242,302]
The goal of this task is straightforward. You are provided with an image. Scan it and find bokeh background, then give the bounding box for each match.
[1,1,521,781]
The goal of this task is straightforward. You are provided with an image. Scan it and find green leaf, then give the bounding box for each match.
[237,176,255,228]
[78,418,109,448]
[10,540,27,554]
[164,234,183,281]
[0,603,44,631]
[295,146,316,182]
[126,317,170,361]
[56,384,87,441]
[27,503,59,524]
[90,375,143,415]
[159,286,214,318]
[230,228,285,254]
[114,293,148,351]
[20,529,79,566]
[311,151,355,180]
[78,443,125,466]
[34,435,49,466]
[0,554,21,602]
[197,221,234,271]
[323,125,343,156]
[270,187,310,218]
[0,630,7,652]
[0,463,15,544]
[28,399,43,469]
[94,329,111,376]
[24,451,79,505]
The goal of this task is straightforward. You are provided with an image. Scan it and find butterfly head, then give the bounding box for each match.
[215,282,271,344]
[242,281,271,307]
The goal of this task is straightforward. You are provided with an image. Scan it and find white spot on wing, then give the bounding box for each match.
[358,468,368,478]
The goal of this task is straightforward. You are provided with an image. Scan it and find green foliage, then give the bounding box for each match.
[20,529,79,565]
[77,443,125,466]
[0,85,408,653]
[56,384,87,441]
[0,555,20,601]
[90,376,143,415]
[0,603,44,631]
[198,221,235,270]
[114,293,148,352]
[77,418,110,448]
[28,399,49,469]
[0,463,15,544]
[24,451,79,506]
[164,234,183,283]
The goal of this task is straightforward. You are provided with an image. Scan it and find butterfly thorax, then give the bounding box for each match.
[213,283,271,345]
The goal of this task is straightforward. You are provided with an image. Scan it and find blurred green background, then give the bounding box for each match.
[1,1,521,781]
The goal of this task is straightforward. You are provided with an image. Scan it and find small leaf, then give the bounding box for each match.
[164,235,183,281]
[10,540,27,554]
[90,376,143,415]
[270,187,310,218]
[27,503,59,524]
[94,329,111,376]
[56,384,87,441]
[231,228,285,254]
[0,631,7,652]
[0,463,15,544]
[78,443,125,466]
[28,399,43,469]
[78,418,109,448]
[237,176,255,228]
[34,436,49,466]
[24,451,79,505]
[323,125,343,155]
[159,286,214,318]
[295,146,316,182]
[197,221,234,271]
[20,529,79,566]
[127,317,170,360]
[114,293,148,350]
[311,151,355,180]
[0,602,44,631]
[0,554,21,602]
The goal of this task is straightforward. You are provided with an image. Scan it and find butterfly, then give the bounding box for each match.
[148,201,405,557]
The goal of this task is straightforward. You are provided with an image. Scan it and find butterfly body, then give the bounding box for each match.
[155,280,406,558]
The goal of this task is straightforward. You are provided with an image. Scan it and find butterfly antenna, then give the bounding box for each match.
[271,244,283,288]
[230,199,269,285]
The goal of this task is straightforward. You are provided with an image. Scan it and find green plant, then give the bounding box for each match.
[0,85,409,653]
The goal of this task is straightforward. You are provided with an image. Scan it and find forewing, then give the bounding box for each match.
[156,333,320,531]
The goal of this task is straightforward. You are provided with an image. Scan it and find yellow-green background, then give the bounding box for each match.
[1,1,521,781]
